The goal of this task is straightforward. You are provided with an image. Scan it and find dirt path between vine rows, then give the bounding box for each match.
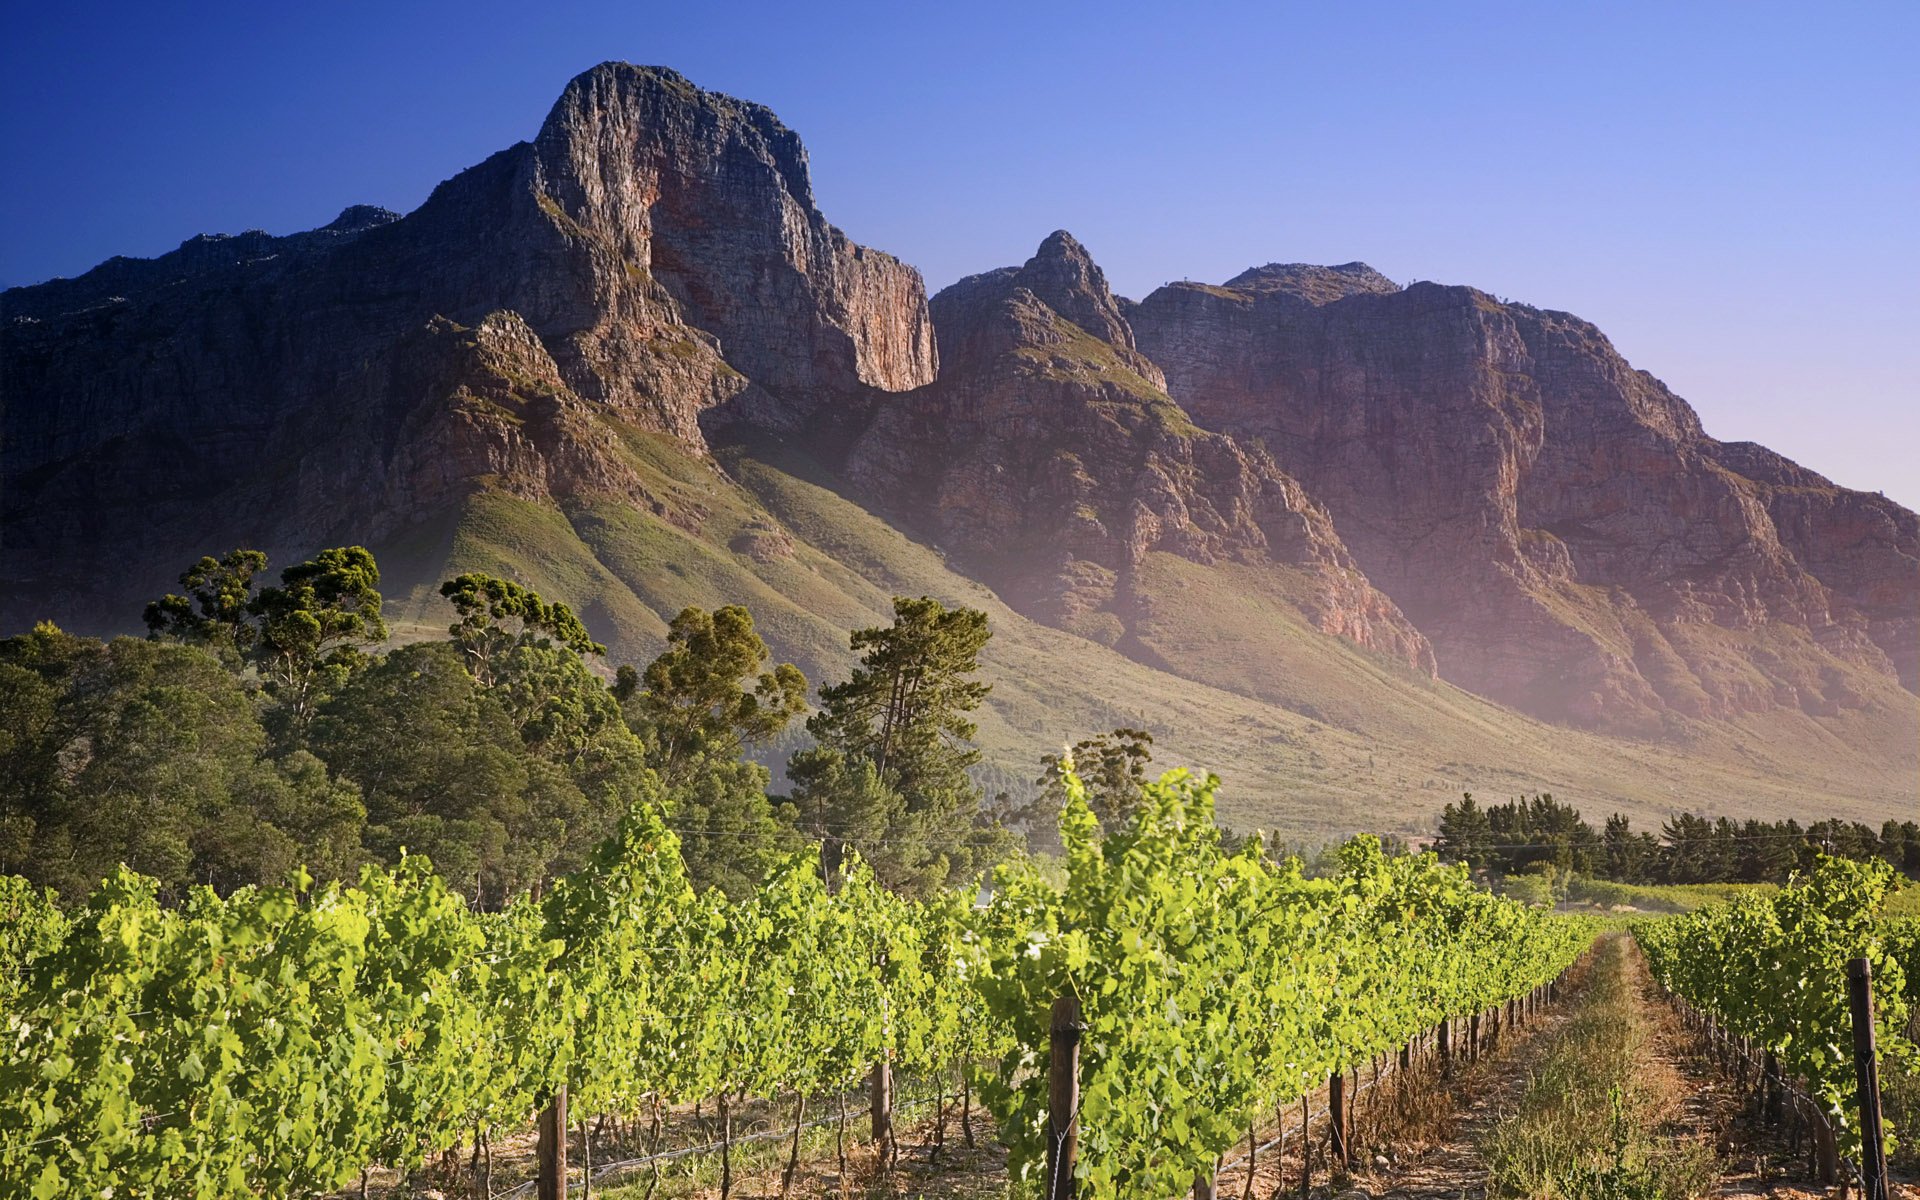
[1212,948,1599,1200]
[1336,934,1915,1200]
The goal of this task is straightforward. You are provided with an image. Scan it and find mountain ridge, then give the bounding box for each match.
[4,61,1913,832]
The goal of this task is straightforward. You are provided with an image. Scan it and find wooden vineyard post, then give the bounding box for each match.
[1468,1012,1481,1062]
[1812,1110,1838,1185]
[871,983,895,1167]
[1438,1017,1452,1076]
[1242,1123,1258,1200]
[1848,958,1890,1200]
[1298,1096,1311,1198]
[1328,1070,1348,1169]
[1762,1049,1783,1125]
[1047,994,1083,1200]
[870,1059,893,1164]
[536,1085,568,1200]
[1353,1064,1363,1149]
[1193,1162,1219,1200]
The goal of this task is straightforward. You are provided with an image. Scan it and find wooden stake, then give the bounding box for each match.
[782,1092,807,1199]
[537,1086,568,1200]
[1848,958,1890,1200]
[1329,1070,1349,1169]
[1193,1164,1218,1200]
[1047,994,1083,1200]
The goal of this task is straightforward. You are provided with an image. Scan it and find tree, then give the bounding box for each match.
[142,548,268,656]
[251,547,388,727]
[616,606,807,895]
[788,597,1008,894]
[1434,792,1494,869]
[439,572,602,686]
[807,597,990,790]
[490,641,639,767]
[0,625,367,899]
[1036,728,1154,831]
[670,756,799,897]
[1601,813,1655,883]
[1659,812,1725,883]
[310,642,640,907]
[626,606,807,781]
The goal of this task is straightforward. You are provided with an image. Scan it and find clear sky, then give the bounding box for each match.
[5,1,1915,507]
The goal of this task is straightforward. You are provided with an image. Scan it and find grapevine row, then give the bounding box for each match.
[1634,855,1918,1167]
[1,770,1593,1200]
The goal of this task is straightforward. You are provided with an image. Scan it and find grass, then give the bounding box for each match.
[1480,936,1717,1199]
[1562,880,1777,915]
[358,425,1915,843]
[1012,311,1194,431]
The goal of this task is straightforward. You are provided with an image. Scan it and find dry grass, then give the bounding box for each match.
[1480,936,1717,1200]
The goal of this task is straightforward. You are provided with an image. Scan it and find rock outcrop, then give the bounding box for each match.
[2,63,933,629]
[1130,271,1918,728]
[2,61,1911,750]
[841,233,1436,670]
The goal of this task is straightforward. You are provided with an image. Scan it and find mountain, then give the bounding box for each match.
[1129,270,1919,731]
[834,230,1435,672]
[4,62,1914,835]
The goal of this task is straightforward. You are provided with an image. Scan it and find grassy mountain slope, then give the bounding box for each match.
[370,421,1914,841]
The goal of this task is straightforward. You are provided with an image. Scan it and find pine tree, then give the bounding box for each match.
[1434,793,1494,869]
[787,597,1009,894]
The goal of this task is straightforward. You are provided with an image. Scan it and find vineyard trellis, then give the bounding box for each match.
[1635,855,1917,1187]
[3,771,1597,1200]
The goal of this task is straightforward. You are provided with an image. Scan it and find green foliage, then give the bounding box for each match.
[619,605,806,895]
[0,755,1602,1200]
[314,642,646,907]
[973,768,1594,1198]
[626,605,807,780]
[251,547,389,725]
[141,549,268,658]
[792,596,1010,895]
[0,878,64,1007]
[663,755,794,898]
[439,571,602,686]
[0,625,366,898]
[810,595,992,790]
[1636,856,1920,1162]
[1036,727,1154,831]
[1438,794,1918,889]
[0,858,487,1199]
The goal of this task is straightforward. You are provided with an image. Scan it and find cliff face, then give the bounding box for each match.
[1130,271,1919,728]
[1,63,933,629]
[839,233,1436,670]
[3,61,1912,755]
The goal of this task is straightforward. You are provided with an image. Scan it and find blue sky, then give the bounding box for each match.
[5,1,1915,505]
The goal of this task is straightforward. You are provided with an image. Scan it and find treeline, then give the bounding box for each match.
[1433,792,1920,885]
[0,545,1046,904]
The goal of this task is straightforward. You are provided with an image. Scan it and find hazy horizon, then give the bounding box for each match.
[6,1,1914,507]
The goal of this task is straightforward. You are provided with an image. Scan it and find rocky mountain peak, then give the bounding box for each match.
[1221,261,1401,304]
[1,63,937,629]
[927,231,1162,395]
[323,205,401,233]
[516,60,934,413]
[1015,230,1136,350]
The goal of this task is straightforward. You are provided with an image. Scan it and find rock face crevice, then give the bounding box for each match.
[1130,270,1918,728]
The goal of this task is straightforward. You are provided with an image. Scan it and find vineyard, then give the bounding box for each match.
[1635,857,1919,1184]
[1,769,1600,1200]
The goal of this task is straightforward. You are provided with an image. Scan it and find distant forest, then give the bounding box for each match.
[1433,792,1920,885]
